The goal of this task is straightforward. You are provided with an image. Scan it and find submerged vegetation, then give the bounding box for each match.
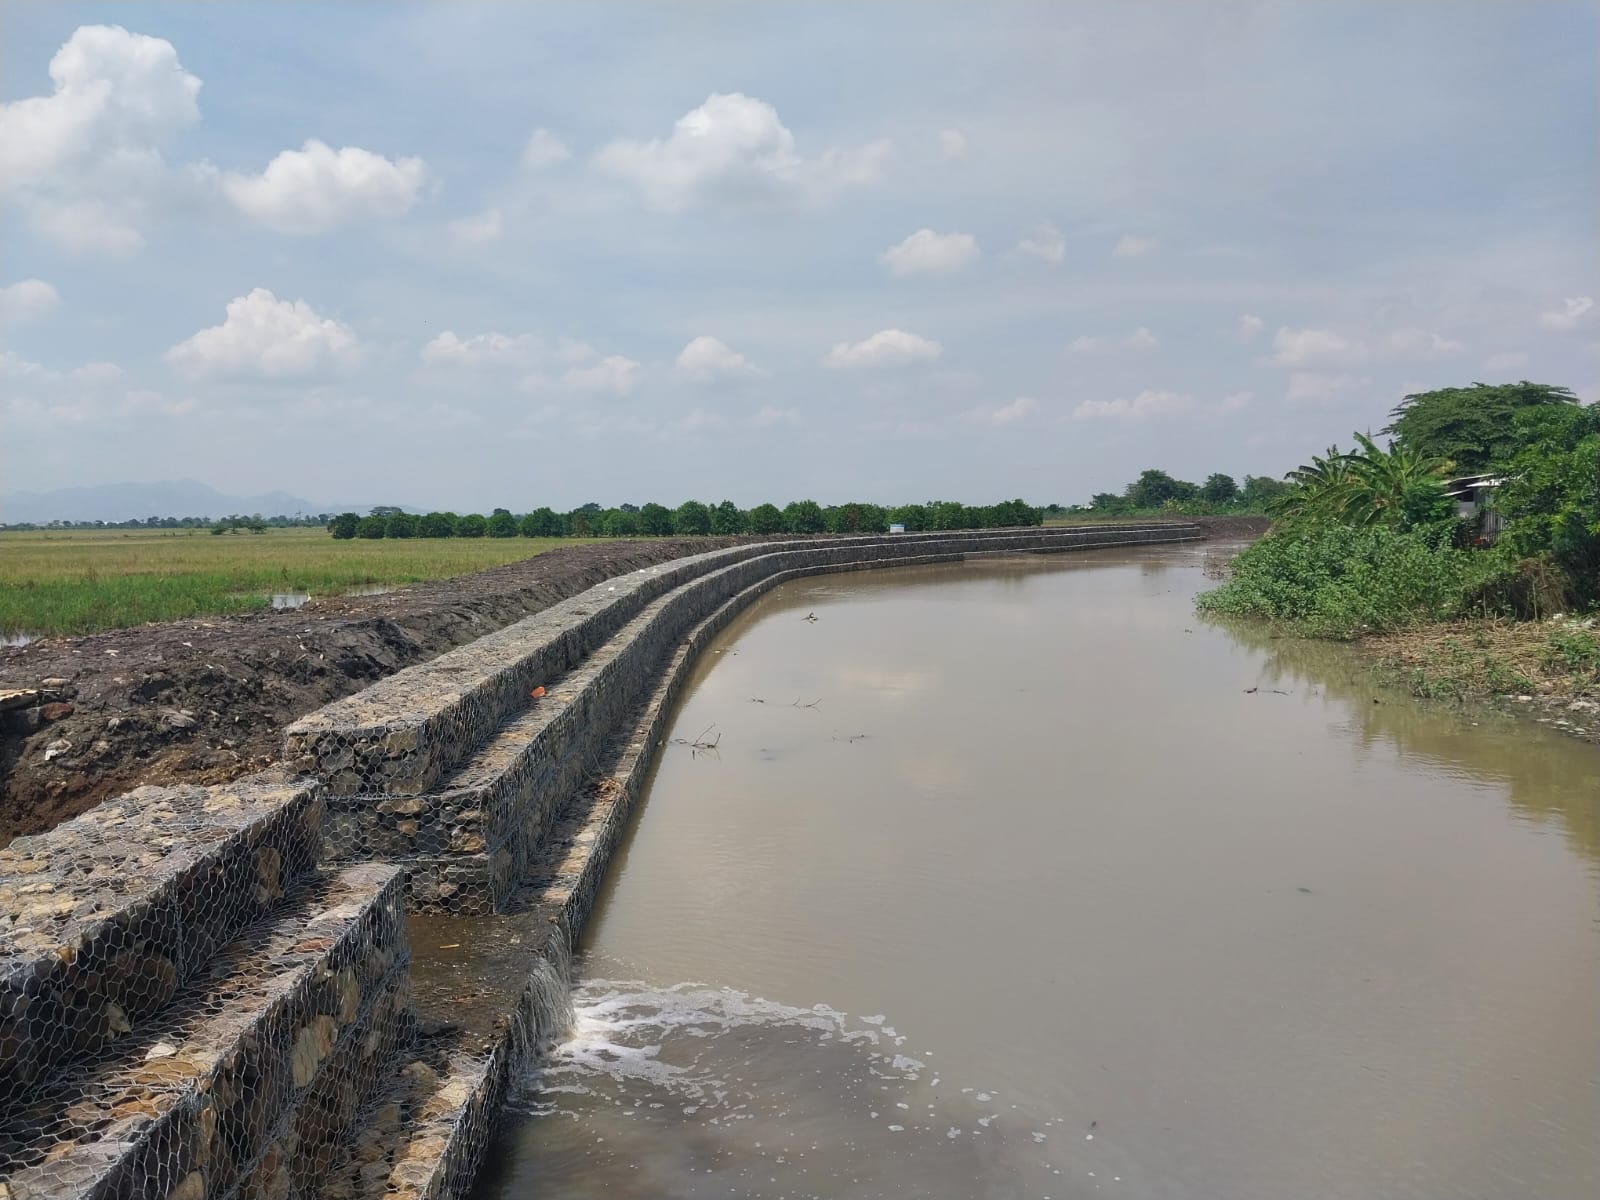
[1199,381,1599,715]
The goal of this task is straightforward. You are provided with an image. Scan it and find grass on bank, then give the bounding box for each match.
[0,527,600,637]
[1369,618,1600,702]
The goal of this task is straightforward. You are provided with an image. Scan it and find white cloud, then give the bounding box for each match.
[0,350,47,380]
[676,335,760,381]
[1113,233,1159,258]
[564,354,640,395]
[448,208,503,243]
[420,330,535,367]
[749,404,801,428]
[1483,351,1527,372]
[823,329,942,369]
[938,128,966,158]
[1269,326,1364,367]
[68,361,124,385]
[1286,371,1357,403]
[522,127,571,170]
[594,92,888,212]
[1123,326,1160,350]
[968,396,1039,425]
[1016,221,1065,265]
[1216,390,1252,414]
[1539,296,1595,332]
[164,288,359,378]
[0,25,201,255]
[1238,314,1264,341]
[1067,335,1105,353]
[880,229,979,276]
[1071,389,1192,421]
[1386,327,1465,357]
[222,139,426,234]
[0,279,61,322]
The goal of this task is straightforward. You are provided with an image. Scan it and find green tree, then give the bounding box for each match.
[673,500,712,536]
[456,513,488,538]
[1126,469,1198,509]
[1089,493,1129,515]
[1239,476,1288,510]
[418,511,456,537]
[355,515,387,539]
[600,508,639,536]
[486,507,518,538]
[748,503,785,534]
[520,507,564,537]
[710,499,746,535]
[638,503,673,536]
[567,509,595,537]
[1201,473,1239,504]
[888,503,928,530]
[783,499,826,533]
[328,512,359,539]
[385,512,418,538]
[1493,402,1600,603]
[1339,433,1450,530]
[1383,381,1579,474]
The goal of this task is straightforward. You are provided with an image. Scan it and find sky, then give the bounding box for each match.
[1,1,1596,512]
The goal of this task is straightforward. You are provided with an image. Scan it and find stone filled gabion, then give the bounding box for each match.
[0,777,324,1095]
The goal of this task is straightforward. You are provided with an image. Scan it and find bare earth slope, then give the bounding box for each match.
[0,538,736,845]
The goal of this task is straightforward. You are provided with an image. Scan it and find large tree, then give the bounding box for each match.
[1383,381,1579,474]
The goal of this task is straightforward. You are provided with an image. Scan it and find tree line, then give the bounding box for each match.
[327,499,1045,540]
[1073,470,1289,517]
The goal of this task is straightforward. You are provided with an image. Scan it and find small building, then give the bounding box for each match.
[1443,474,1505,540]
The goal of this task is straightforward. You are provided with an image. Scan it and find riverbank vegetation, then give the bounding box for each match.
[1198,381,1600,716]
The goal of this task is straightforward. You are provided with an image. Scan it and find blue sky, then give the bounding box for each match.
[2,1,1596,511]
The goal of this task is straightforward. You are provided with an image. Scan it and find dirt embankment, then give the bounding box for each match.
[0,538,740,846]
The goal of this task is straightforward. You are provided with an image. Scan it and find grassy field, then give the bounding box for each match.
[0,528,600,638]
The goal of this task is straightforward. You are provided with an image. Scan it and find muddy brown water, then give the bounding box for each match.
[471,542,1600,1200]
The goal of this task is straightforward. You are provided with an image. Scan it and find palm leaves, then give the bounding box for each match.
[1271,434,1450,529]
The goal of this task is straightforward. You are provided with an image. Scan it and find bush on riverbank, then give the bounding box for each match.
[1195,524,1496,638]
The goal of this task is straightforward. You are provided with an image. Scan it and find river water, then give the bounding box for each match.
[473,542,1600,1200]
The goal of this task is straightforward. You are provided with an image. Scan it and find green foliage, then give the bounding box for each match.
[1196,524,1493,638]
[1491,402,1600,604]
[601,508,640,536]
[710,500,746,535]
[1127,469,1197,509]
[385,512,418,539]
[1201,473,1239,504]
[486,508,518,538]
[328,512,359,540]
[419,511,456,538]
[355,516,387,539]
[1240,475,1288,508]
[1544,625,1600,680]
[1272,435,1451,531]
[747,503,785,534]
[673,500,712,536]
[1384,381,1579,474]
[825,502,888,534]
[888,503,928,531]
[783,500,826,534]
[519,507,562,537]
[638,503,673,536]
[566,509,594,537]
[455,513,488,538]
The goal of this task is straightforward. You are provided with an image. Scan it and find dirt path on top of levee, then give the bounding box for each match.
[0,520,1256,846]
[0,538,746,846]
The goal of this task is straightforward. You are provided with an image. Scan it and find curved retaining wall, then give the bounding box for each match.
[0,524,1201,1200]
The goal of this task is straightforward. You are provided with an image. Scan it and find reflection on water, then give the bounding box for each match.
[476,544,1600,1200]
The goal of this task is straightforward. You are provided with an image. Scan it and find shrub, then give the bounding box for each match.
[418,511,456,537]
[1196,524,1494,638]
[328,512,359,540]
[355,516,387,539]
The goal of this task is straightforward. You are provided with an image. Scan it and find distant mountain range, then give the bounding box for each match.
[0,481,414,524]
